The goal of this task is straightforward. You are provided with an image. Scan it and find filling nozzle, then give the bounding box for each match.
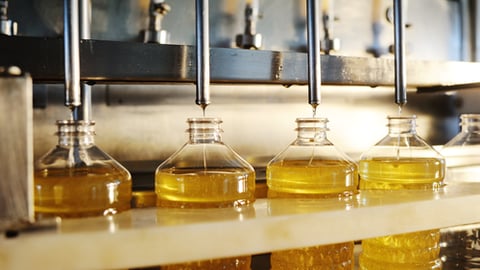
[195,0,210,111]
[64,0,81,110]
[393,0,407,107]
[72,0,92,122]
[307,0,322,108]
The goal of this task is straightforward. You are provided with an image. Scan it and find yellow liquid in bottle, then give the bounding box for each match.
[156,168,255,270]
[155,169,255,208]
[358,157,444,270]
[267,160,357,270]
[34,167,132,218]
[267,160,358,198]
[359,157,444,190]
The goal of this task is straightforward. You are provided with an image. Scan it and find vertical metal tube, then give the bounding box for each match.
[307,0,321,107]
[76,0,92,121]
[79,0,91,39]
[64,0,81,108]
[393,0,407,106]
[195,0,210,109]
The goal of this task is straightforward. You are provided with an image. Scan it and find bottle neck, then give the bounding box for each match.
[56,120,95,147]
[295,117,328,144]
[187,117,223,144]
[387,116,417,135]
[460,114,480,133]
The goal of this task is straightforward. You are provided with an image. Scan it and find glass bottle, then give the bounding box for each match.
[358,115,445,270]
[155,117,256,270]
[266,117,358,270]
[34,120,132,218]
[439,114,480,269]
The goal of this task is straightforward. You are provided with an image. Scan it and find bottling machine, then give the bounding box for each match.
[2,0,480,269]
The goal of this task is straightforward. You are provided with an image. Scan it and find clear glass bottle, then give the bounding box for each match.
[440,114,480,269]
[358,115,445,270]
[267,117,358,270]
[34,120,132,218]
[155,117,256,270]
[441,114,480,184]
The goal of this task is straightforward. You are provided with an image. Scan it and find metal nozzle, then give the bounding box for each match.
[393,0,407,106]
[195,0,210,109]
[306,0,322,107]
[71,0,93,122]
[64,0,81,109]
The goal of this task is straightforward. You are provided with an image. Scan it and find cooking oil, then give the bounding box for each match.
[156,169,255,208]
[161,257,251,270]
[34,120,132,219]
[267,118,358,270]
[35,167,131,218]
[155,118,256,270]
[267,160,358,198]
[358,115,445,270]
[358,157,443,269]
[359,157,444,190]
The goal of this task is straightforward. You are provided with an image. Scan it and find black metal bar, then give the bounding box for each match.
[306,0,321,107]
[195,0,210,109]
[393,0,407,105]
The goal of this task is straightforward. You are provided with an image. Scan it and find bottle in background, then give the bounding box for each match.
[440,114,480,269]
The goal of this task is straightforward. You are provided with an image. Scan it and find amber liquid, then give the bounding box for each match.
[267,159,358,198]
[34,166,132,218]
[358,157,444,270]
[267,160,358,270]
[155,168,255,270]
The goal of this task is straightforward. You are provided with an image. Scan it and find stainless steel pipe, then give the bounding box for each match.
[393,0,407,106]
[73,0,92,121]
[307,0,322,109]
[195,0,210,110]
[64,0,81,109]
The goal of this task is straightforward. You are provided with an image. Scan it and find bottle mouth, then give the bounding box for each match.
[386,115,416,125]
[386,115,417,133]
[186,117,223,133]
[55,120,96,135]
[295,117,329,131]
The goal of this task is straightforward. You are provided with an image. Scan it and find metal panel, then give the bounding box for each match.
[2,36,480,88]
[0,70,34,231]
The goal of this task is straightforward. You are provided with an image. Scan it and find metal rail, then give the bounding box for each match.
[2,36,480,90]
